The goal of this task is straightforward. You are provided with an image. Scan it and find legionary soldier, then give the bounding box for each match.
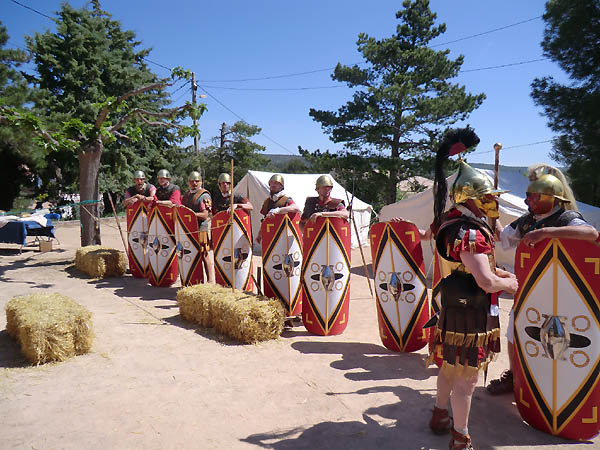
[300,175,349,228]
[256,174,301,244]
[181,171,215,283]
[211,172,253,214]
[427,127,518,450]
[123,170,156,207]
[154,169,181,206]
[485,165,599,396]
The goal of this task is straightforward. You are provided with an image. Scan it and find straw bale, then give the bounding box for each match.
[177,284,285,343]
[5,293,94,364]
[75,245,126,278]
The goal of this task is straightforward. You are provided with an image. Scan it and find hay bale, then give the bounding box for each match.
[75,245,126,278]
[177,284,285,343]
[5,293,94,364]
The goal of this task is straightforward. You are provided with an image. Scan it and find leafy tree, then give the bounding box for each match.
[1,3,204,244]
[308,0,485,209]
[0,22,45,211]
[199,121,270,195]
[531,0,600,206]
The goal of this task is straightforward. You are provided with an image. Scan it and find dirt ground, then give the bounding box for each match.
[0,218,597,450]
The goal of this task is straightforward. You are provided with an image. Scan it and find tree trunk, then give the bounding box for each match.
[79,139,103,246]
[387,130,400,205]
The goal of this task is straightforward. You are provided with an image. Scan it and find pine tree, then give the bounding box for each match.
[531,0,600,206]
[308,0,484,209]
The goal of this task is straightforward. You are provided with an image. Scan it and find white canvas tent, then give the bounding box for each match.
[379,165,600,274]
[234,171,373,250]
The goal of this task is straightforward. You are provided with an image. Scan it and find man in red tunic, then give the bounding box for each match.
[300,174,348,229]
[255,174,301,244]
[427,127,518,450]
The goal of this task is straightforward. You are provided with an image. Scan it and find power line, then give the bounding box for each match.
[461,58,548,73]
[197,85,297,155]
[470,139,553,155]
[200,85,345,91]
[9,0,54,20]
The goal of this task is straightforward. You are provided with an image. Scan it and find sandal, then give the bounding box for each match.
[429,406,452,435]
[485,369,513,395]
[449,427,474,450]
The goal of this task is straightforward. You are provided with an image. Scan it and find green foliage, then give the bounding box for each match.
[199,121,271,195]
[531,0,600,206]
[0,22,47,211]
[307,0,485,208]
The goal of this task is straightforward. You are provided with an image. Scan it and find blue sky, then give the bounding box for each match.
[4,0,567,167]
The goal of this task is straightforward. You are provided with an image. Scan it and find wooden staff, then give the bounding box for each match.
[230,159,235,291]
[343,180,374,298]
[491,142,502,233]
[107,192,128,254]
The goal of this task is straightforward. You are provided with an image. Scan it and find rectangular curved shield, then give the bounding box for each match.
[126,201,149,278]
[174,205,204,286]
[369,221,430,352]
[147,204,178,287]
[212,210,254,292]
[301,217,351,336]
[261,212,303,316]
[514,238,600,440]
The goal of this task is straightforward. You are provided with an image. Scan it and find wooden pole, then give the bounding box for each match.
[107,193,128,254]
[230,159,235,291]
[491,142,502,233]
[192,72,198,153]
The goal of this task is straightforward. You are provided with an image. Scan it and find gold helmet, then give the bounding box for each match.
[269,174,284,187]
[451,161,506,205]
[133,170,145,179]
[188,171,202,181]
[157,169,171,179]
[315,175,333,189]
[218,173,231,183]
[527,174,569,202]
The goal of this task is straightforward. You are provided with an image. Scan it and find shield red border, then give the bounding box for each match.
[428,250,444,367]
[301,217,351,335]
[147,204,178,287]
[212,210,254,291]
[513,238,600,440]
[126,201,149,278]
[369,221,430,352]
[261,213,303,316]
[174,205,203,286]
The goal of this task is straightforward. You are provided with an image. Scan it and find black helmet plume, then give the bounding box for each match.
[433,127,480,231]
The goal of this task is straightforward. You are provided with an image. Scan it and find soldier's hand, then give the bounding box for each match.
[505,277,519,295]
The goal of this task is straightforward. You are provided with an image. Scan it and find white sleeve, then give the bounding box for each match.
[499,224,522,250]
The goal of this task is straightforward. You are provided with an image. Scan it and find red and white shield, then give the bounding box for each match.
[147,204,178,287]
[126,201,149,278]
[261,213,303,316]
[301,217,351,336]
[174,205,203,286]
[212,210,254,291]
[369,221,430,352]
[514,238,600,440]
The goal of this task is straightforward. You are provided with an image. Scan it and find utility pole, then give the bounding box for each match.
[220,122,227,149]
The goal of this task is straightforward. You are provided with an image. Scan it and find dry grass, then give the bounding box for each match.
[5,293,94,365]
[75,245,126,278]
[177,284,285,343]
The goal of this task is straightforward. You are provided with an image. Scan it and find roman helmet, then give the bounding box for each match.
[218,173,231,184]
[527,174,569,202]
[315,175,333,189]
[269,174,284,188]
[433,127,507,226]
[188,171,202,181]
[133,170,145,179]
[157,169,171,179]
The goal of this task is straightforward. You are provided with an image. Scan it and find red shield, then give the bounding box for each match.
[212,210,254,291]
[174,205,203,286]
[146,204,178,287]
[369,221,430,352]
[513,238,600,440]
[126,201,149,278]
[301,217,351,335]
[261,213,303,316]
